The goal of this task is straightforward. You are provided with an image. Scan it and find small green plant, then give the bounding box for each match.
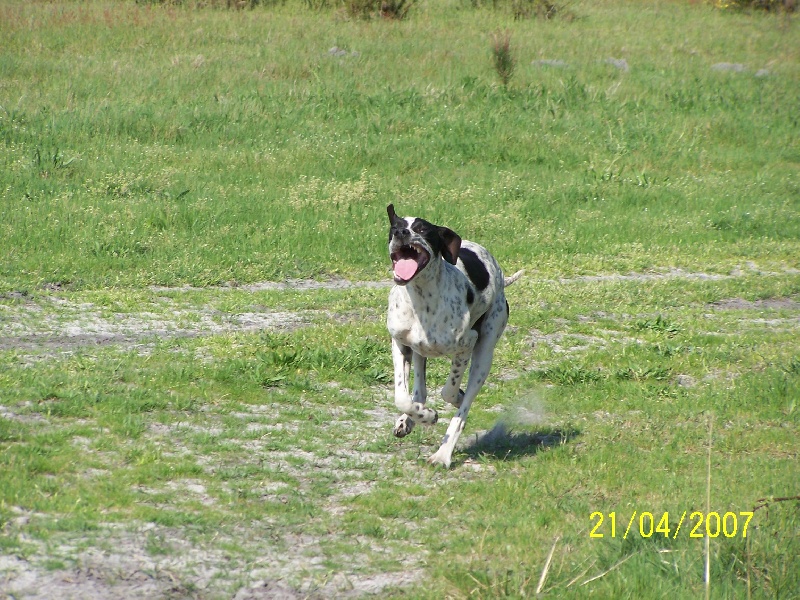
[535,364,603,385]
[635,315,680,336]
[491,30,516,89]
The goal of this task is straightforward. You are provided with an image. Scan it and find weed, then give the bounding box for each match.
[535,363,603,385]
[491,30,516,89]
[460,566,536,597]
[653,342,695,357]
[614,365,671,382]
[781,356,800,375]
[635,315,680,336]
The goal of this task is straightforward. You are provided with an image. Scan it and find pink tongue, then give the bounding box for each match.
[394,259,418,280]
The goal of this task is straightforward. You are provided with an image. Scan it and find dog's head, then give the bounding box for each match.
[387,204,461,285]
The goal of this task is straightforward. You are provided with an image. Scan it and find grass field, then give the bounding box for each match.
[1,0,799,598]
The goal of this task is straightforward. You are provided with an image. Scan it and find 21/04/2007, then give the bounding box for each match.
[589,511,754,539]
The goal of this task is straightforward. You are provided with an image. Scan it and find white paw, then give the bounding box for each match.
[393,414,415,438]
[427,447,453,469]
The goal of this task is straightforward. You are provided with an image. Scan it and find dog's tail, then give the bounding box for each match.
[504,270,525,287]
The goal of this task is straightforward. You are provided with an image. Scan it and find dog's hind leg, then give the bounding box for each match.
[391,340,437,437]
[428,327,503,468]
[440,329,478,408]
[428,343,492,467]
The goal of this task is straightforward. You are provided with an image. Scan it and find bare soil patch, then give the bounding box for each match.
[0,299,307,353]
[148,277,392,293]
[708,297,800,311]
[1,510,416,600]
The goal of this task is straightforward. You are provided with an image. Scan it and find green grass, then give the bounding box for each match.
[1,0,799,597]
[1,0,798,289]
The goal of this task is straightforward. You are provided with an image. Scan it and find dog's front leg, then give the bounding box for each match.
[412,352,427,404]
[391,339,437,438]
[392,339,415,437]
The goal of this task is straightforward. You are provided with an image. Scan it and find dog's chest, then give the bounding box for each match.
[387,284,476,358]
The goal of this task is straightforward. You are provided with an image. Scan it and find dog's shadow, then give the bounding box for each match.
[458,422,581,462]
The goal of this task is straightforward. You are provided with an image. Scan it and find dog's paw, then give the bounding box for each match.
[420,408,439,425]
[412,402,438,425]
[427,447,453,469]
[393,414,415,438]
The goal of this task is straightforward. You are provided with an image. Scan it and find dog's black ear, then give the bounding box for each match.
[387,204,407,233]
[438,226,462,265]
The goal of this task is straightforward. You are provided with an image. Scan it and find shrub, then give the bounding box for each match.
[345,0,415,19]
[512,0,554,19]
[379,0,414,19]
[510,0,576,20]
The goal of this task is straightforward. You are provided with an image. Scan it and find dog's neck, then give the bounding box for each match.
[404,254,447,296]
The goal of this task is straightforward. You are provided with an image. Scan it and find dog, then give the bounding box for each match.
[385,204,523,468]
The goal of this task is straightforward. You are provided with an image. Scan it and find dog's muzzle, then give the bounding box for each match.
[391,242,430,285]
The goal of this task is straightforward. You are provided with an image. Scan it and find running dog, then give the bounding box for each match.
[386,204,522,467]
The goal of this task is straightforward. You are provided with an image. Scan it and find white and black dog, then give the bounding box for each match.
[386,204,522,468]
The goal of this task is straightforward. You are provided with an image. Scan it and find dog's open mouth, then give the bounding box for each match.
[391,244,430,284]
